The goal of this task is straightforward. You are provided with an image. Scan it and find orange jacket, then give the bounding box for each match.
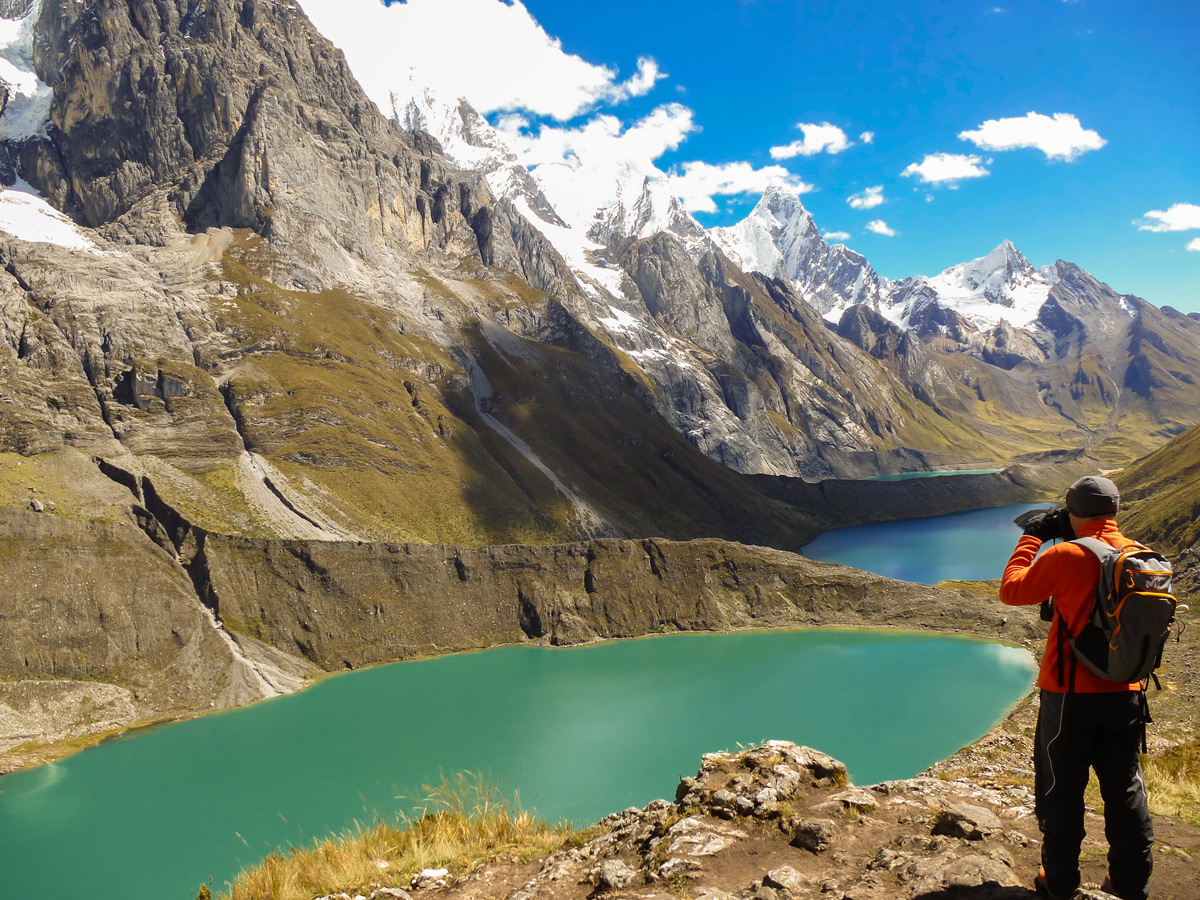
[1000,517,1142,693]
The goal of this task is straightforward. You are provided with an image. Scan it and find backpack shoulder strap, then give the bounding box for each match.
[1071,536,1118,560]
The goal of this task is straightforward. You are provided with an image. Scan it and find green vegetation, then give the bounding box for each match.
[206,234,833,548]
[216,774,577,900]
[1117,422,1200,556]
[0,449,130,522]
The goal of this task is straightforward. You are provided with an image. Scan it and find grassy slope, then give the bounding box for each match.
[211,239,821,547]
[466,325,822,548]
[217,774,571,900]
[214,242,579,544]
[1115,422,1200,555]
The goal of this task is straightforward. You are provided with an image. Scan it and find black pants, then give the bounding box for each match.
[1034,690,1154,900]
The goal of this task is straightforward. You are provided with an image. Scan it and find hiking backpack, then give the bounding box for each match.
[1059,538,1177,687]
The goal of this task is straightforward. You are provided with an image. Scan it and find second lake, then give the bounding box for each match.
[801,502,1045,583]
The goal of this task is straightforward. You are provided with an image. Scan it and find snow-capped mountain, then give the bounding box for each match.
[709,190,1130,348]
[710,186,885,317]
[396,87,566,229]
[395,85,1143,375]
[881,240,1061,332]
[395,87,729,304]
[588,174,710,254]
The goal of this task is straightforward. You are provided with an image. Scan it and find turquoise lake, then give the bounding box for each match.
[0,503,1043,899]
[866,469,1002,481]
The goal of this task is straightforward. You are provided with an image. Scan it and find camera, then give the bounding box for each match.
[1044,508,1072,539]
[1012,506,1074,542]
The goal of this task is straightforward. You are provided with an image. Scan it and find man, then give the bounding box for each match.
[1000,475,1154,900]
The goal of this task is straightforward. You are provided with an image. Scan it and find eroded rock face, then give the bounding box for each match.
[14,0,541,291]
[202,534,1042,670]
[0,508,258,717]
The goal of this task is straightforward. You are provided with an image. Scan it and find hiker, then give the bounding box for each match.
[1000,475,1154,900]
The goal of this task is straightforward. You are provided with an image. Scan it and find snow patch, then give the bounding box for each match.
[0,180,98,252]
[508,194,623,298]
[597,306,642,333]
[0,1,52,140]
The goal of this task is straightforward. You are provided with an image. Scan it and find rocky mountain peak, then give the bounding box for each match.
[753,184,819,231]
[941,239,1041,297]
[588,174,708,251]
[397,87,518,174]
[711,188,884,318]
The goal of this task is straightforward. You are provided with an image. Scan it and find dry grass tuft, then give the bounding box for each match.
[217,773,573,900]
[1145,740,1200,827]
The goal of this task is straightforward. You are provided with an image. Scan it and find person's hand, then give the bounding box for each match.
[1022,508,1073,542]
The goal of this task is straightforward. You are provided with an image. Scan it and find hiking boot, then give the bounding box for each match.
[1034,866,1075,900]
[1100,875,1148,900]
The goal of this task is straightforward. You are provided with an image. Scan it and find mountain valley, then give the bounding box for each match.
[0,0,1197,856]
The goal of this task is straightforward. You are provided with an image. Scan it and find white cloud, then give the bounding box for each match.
[622,58,666,99]
[506,103,697,225]
[958,112,1105,161]
[770,122,852,159]
[1188,238,1200,252]
[902,153,990,184]
[1134,203,1200,233]
[859,131,875,144]
[298,0,814,235]
[847,186,884,210]
[298,0,664,121]
[866,220,896,236]
[823,231,851,241]
[508,104,696,170]
[668,162,814,214]
[504,104,811,221]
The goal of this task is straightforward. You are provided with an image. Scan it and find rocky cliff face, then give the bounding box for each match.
[19,0,474,274]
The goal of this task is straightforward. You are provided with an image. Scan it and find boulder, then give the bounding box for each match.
[763,865,808,894]
[932,802,1004,841]
[595,858,638,891]
[790,817,839,852]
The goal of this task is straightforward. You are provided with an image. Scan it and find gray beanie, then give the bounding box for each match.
[1065,475,1120,518]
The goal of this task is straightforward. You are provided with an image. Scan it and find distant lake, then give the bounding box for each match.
[867,469,1002,481]
[0,629,1035,900]
[802,502,1045,583]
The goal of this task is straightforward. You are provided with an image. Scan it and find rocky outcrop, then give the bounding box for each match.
[448,740,1131,900]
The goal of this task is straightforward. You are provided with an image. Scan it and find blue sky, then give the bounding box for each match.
[317,0,1199,312]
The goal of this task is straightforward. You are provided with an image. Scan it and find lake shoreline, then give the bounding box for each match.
[0,627,1041,898]
[3,449,1106,775]
[1,603,1044,778]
